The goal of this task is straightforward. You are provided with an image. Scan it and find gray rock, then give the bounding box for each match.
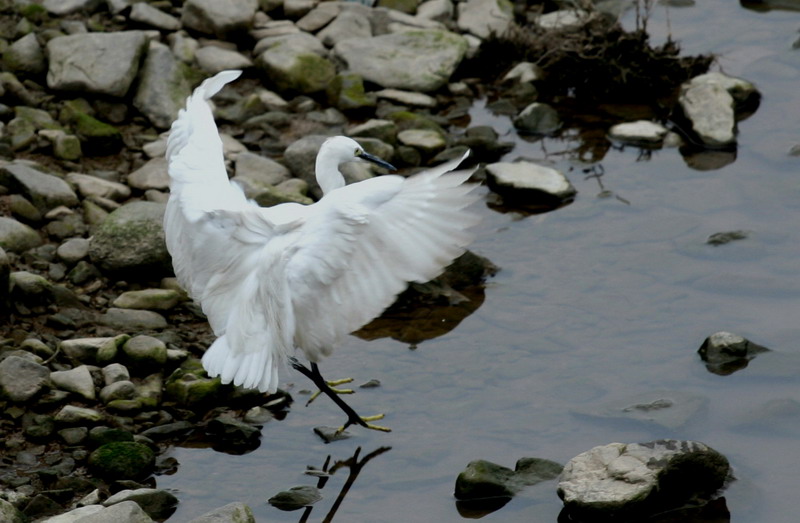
[232,152,292,197]
[608,120,669,145]
[88,201,170,275]
[557,440,730,520]
[455,458,562,500]
[60,336,130,364]
[3,33,46,75]
[56,238,91,265]
[50,365,96,400]
[397,129,446,154]
[0,499,25,523]
[501,61,542,84]
[679,81,735,146]
[251,20,301,40]
[254,31,325,57]
[334,30,468,92]
[485,161,576,204]
[318,10,372,47]
[134,42,194,130]
[55,405,104,424]
[79,500,155,522]
[187,502,255,523]
[0,162,79,213]
[284,0,318,18]
[127,157,170,190]
[296,3,341,32]
[168,31,199,63]
[130,2,181,31]
[46,31,148,97]
[104,488,178,520]
[67,173,131,201]
[182,0,259,38]
[38,505,105,522]
[375,88,437,108]
[113,288,183,310]
[39,130,83,160]
[256,35,336,94]
[268,486,322,510]
[535,9,594,30]
[684,71,759,107]
[513,102,561,134]
[6,117,37,151]
[418,0,454,22]
[100,380,137,403]
[103,363,131,385]
[43,0,103,15]
[0,217,42,253]
[195,46,253,75]
[10,270,55,310]
[58,426,89,445]
[698,331,769,375]
[100,308,168,331]
[348,119,398,144]
[0,356,49,402]
[457,0,513,39]
[0,248,8,314]
[123,335,167,367]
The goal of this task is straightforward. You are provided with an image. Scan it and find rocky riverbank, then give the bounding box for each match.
[0,0,754,521]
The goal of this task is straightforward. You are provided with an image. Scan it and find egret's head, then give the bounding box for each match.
[322,136,396,172]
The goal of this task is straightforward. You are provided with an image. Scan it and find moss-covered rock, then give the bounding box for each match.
[165,362,222,409]
[88,441,155,480]
[326,73,376,112]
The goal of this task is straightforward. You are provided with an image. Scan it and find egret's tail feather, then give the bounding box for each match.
[202,335,279,394]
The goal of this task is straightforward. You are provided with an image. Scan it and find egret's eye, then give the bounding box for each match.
[354,148,361,157]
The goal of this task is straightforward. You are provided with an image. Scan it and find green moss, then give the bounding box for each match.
[286,53,336,94]
[18,4,48,23]
[88,441,154,480]
[376,0,419,14]
[387,111,445,134]
[326,73,375,111]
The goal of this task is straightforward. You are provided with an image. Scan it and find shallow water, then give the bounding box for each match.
[158,1,800,521]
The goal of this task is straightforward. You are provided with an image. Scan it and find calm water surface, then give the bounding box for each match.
[159,1,800,521]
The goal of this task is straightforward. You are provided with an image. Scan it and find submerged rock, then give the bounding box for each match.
[455,457,562,500]
[558,440,730,520]
[574,390,707,430]
[268,485,322,510]
[698,331,769,375]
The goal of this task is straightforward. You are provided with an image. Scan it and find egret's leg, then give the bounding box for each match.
[290,358,391,433]
[306,377,355,406]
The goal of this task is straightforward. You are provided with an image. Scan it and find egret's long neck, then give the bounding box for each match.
[315,150,346,195]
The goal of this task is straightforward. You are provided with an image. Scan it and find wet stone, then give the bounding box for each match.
[698,331,769,375]
[268,485,322,510]
[513,102,561,134]
[50,365,96,400]
[103,488,178,520]
[121,335,168,370]
[113,288,182,311]
[55,405,103,425]
[58,426,89,445]
[557,440,730,520]
[88,441,155,480]
[574,390,707,430]
[608,120,669,145]
[485,161,576,207]
[187,502,254,522]
[0,356,49,402]
[205,416,261,451]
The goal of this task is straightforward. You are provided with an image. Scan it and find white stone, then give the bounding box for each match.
[608,120,669,144]
[679,82,735,146]
[67,173,131,201]
[502,62,543,84]
[375,89,437,108]
[318,10,372,47]
[535,9,593,30]
[50,365,96,400]
[486,161,576,200]
[457,0,513,39]
[130,2,181,30]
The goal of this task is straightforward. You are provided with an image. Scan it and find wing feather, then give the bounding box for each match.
[287,152,481,361]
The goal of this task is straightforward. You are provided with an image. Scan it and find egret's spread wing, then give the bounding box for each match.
[287,152,480,360]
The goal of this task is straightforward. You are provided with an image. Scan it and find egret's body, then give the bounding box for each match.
[165,70,479,427]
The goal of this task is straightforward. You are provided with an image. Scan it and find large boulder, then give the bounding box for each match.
[88,201,171,276]
[46,31,149,97]
[558,440,730,520]
[0,162,78,213]
[256,34,336,94]
[181,0,258,39]
[334,30,468,92]
[133,41,196,130]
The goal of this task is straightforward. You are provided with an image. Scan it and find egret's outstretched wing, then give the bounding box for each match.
[287,152,480,361]
[165,70,303,393]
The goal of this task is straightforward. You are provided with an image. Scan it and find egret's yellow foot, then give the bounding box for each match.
[306,377,355,406]
[337,413,391,434]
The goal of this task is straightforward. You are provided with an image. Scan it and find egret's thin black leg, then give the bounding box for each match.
[290,358,390,432]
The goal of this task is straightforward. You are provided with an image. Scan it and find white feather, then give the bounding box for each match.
[165,70,480,393]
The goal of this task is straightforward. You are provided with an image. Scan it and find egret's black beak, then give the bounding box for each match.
[358,151,396,172]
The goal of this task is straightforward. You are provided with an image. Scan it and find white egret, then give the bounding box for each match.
[164,70,480,432]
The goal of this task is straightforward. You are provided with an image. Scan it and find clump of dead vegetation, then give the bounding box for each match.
[462,2,714,106]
